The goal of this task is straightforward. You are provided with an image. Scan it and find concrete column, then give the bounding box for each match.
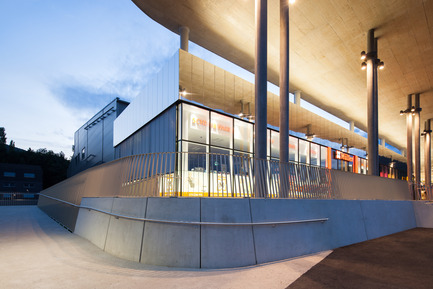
[294,90,301,105]
[279,0,289,164]
[425,120,431,190]
[381,138,386,147]
[414,93,421,185]
[407,95,413,183]
[179,26,190,52]
[366,29,379,176]
[350,121,355,132]
[254,0,267,197]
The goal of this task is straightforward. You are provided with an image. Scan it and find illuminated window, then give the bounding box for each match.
[320,146,327,167]
[270,131,280,159]
[310,143,320,166]
[3,172,15,177]
[299,139,310,164]
[182,104,209,144]
[24,173,35,178]
[210,112,233,148]
[289,136,298,162]
[234,119,253,153]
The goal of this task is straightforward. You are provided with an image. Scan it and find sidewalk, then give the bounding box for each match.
[288,227,433,289]
[0,206,329,289]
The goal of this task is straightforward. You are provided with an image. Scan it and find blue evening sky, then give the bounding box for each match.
[1,1,390,157]
[0,0,256,156]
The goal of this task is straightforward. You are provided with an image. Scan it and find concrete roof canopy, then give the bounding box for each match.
[132,0,433,156]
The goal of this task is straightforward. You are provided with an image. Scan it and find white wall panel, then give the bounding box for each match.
[114,50,180,146]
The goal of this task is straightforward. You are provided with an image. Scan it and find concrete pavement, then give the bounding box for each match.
[0,206,330,289]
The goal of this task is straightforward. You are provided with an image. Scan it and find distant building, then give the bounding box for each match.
[0,163,43,194]
[67,98,129,176]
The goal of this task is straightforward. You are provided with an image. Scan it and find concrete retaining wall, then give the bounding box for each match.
[331,170,411,200]
[412,201,433,228]
[74,197,417,268]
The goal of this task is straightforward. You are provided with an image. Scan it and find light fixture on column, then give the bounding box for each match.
[360,51,366,60]
[239,100,253,121]
[378,61,385,70]
[179,86,187,97]
[289,0,296,4]
[361,62,367,70]
[305,124,315,140]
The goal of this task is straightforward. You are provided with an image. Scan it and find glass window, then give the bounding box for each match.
[182,142,207,171]
[182,104,209,144]
[267,129,271,158]
[81,147,86,160]
[320,146,327,167]
[24,173,35,178]
[270,130,280,159]
[211,112,233,148]
[310,143,320,166]
[299,139,310,164]
[360,158,367,174]
[210,147,231,173]
[181,141,208,197]
[234,119,253,152]
[289,136,298,162]
[3,172,15,177]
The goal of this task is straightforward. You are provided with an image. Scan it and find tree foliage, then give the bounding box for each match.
[0,128,70,189]
[0,127,6,144]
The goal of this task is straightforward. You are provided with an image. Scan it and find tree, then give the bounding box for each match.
[0,127,6,144]
[9,140,15,147]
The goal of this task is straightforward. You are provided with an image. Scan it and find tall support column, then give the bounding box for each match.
[279,0,289,164]
[179,26,190,52]
[294,90,301,105]
[279,0,290,198]
[254,0,267,198]
[366,29,379,176]
[407,95,413,185]
[414,93,421,186]
[425,119,431,198]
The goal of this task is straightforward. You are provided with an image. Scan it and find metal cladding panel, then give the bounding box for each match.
[114,106,176,158]
[113,50,180,146]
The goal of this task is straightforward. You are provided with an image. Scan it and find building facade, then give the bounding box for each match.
[67,98,129,176]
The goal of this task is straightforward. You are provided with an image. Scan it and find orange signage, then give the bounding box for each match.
[334,150,354,162]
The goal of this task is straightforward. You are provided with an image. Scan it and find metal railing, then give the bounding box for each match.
[40,152,335,205]
[410,182,433,200]
[117,152,335,199]
[0,192,39,206]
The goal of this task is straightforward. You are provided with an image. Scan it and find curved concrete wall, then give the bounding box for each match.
[74,197,417,268]
[331,170,411,200]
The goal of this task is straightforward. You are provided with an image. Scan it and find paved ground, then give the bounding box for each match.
[0,206,329,289]
[288,228,433,289]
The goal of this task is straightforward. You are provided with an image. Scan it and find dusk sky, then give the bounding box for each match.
[0,0,252,157]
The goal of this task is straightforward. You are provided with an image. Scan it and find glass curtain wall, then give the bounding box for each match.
[177,102,369,197]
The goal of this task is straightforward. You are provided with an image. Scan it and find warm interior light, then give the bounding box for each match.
[361,62,367,70]
[360,51,366,60]
[400,110,404,116]
[411,106,416,112]
[289,0,295,4]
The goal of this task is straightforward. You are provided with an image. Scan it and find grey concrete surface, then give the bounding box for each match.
[74,197,114,249]
[0,206,329,289]
[104,198,147,262]
[201,198,256,268]
[360,200,417,239]
[73,197,417,268]
[413,201,433,228]
[331,170,411,200]
[141,197,201,267]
